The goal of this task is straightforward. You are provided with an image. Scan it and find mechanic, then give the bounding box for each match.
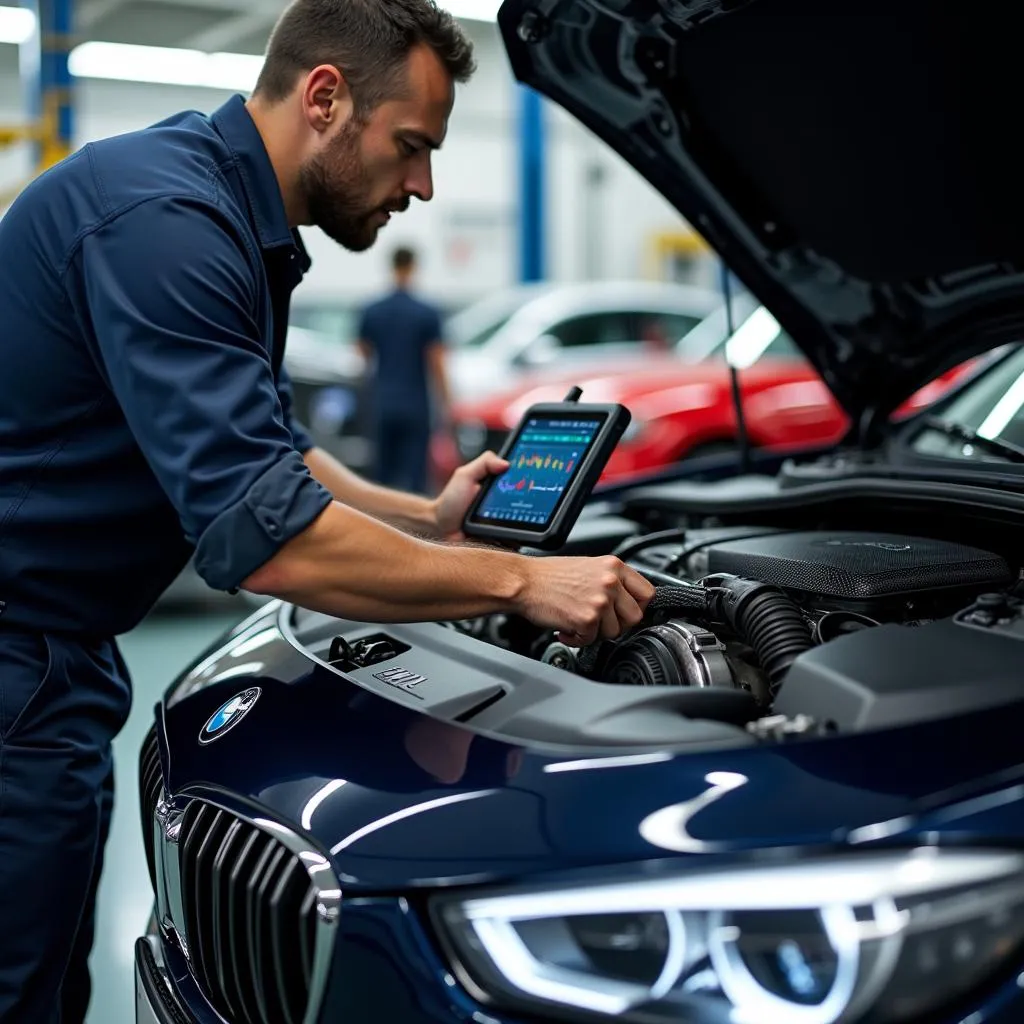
[0,0,654,1020]
[358,245,451,494]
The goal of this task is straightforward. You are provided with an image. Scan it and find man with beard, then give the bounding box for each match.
[0,2,655,1020]
[358,245,451,494]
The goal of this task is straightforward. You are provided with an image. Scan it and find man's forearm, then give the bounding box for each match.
[242,500,525,621]
[303,446,440,537]
[241,488,656,646]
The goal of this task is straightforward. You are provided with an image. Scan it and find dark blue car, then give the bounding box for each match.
[136,2,1024,1023]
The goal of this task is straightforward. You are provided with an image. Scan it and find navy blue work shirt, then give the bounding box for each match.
[0,95,334,636]
[359,289,442,418]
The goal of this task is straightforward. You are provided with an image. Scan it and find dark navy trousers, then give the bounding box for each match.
[0,627,131,1023]
[375,411,431,496]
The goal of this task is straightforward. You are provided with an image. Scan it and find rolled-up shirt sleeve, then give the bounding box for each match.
[276,362,317,455]
[69,194,333,591]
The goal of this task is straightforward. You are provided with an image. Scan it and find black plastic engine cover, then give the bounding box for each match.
[706,531,1012,608]
[775,617,1024,732]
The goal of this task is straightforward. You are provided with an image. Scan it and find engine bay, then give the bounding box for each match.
[288,484,1024,747]
[428,521,1020,730]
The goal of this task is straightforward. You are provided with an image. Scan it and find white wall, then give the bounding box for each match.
[0,22,699,309]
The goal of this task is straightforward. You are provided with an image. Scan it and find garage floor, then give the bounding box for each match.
[85,605,245,1024]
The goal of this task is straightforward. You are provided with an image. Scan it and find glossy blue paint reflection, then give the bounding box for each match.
[322,898,526,1024]
[145,557,1024,1023]
[160,643,1024,893]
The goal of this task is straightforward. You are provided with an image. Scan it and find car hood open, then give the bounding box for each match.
[498,0,1024,436]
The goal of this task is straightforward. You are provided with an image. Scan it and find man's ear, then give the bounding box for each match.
[301,64,354,133]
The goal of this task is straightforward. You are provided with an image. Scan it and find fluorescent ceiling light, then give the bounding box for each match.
[66,3,494,92]
[0,5,36,45]
[1,0,494,54]
[69,41,263,91]
[50,0,494,88]
[442,0,501,21]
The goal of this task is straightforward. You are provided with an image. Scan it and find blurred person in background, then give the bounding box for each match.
[358,245,452,493]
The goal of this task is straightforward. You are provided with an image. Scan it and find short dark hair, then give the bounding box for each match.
[254,0,476,114]
[393,246,416,271]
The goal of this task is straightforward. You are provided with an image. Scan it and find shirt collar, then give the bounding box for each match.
[292,230,312,273]
[211,94,296,251]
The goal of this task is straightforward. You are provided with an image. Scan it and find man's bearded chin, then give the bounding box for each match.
[299,123,404,252]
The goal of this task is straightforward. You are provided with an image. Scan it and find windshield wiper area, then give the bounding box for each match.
[919,417,1024,464]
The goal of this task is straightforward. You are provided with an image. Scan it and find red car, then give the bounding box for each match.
[432,302,973,486]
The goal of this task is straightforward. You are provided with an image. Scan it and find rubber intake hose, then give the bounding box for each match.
[714,578,812,692]
[645,584,710,616]
[574,584,710,676]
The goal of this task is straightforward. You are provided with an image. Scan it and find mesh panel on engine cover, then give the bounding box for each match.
[706,531,1012,599]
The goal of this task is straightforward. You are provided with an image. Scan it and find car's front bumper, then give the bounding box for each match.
[136,898,1024,1024]
[135,937,183,1024]
[136,936,231,1024]
[133,899,527,1024]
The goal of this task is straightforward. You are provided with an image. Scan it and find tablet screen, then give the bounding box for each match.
[471,415,606,531]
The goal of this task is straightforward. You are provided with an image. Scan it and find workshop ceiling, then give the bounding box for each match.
[0,1,497,97]
[86,2,239,50]
[78,0,284,54]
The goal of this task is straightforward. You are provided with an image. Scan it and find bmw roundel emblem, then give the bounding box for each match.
[199,687,261,744]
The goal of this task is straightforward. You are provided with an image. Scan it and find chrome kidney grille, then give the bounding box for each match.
[140,728,339,1024]
[179,801,324,1024]
[139,726,163,897]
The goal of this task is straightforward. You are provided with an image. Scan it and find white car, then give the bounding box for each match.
[445,280,721,399]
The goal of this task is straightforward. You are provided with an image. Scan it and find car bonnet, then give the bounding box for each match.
[497,0,1024,438]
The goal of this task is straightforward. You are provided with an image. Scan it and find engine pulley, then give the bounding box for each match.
[541,641,580,673]
[603,620,734,689]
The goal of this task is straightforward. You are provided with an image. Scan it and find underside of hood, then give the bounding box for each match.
[498,0,1024,436]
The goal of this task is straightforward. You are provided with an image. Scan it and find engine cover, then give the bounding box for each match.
[706,531,1012,611]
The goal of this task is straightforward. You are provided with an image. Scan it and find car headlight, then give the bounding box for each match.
[434,849,1024,1023]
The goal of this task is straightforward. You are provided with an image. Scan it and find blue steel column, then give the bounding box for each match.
[517,84,546,283]
[50,0,75,167]
[31,0,75,173]
[19,0,41,167]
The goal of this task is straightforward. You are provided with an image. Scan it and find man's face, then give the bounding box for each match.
[300,44,454,252]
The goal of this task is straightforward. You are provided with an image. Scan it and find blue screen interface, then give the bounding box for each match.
[475,417,603,527]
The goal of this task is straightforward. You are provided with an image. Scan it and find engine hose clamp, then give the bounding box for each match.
[646,620,734,688]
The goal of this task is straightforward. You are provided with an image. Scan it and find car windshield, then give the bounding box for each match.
[676,297,802,365]
[446,286,553,348]
[908,345,1024,463]
[449,311,518,349]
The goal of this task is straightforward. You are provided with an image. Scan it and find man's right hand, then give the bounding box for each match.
[242,501,657,642]
[513,555,656,647]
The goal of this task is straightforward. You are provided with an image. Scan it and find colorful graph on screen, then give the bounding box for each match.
[476,417,602,527]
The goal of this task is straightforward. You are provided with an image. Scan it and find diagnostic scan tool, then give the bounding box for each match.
[462,387,631,550]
